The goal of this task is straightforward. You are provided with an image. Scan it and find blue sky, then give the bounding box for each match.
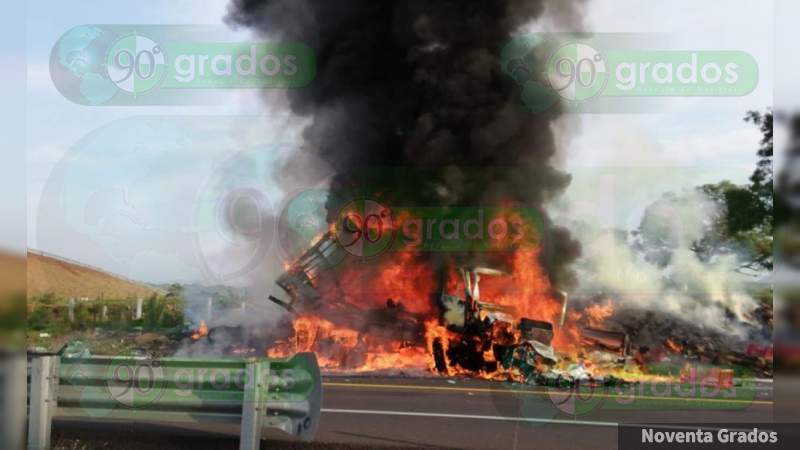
[17,0,776,284]
[0,1,26,257]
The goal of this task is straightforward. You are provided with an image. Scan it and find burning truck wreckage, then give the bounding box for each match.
[184,0,775,392]
[187,221,771,389]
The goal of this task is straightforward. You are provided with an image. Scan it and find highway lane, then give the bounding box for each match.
[52,375,774,449]
[309,376,773,449]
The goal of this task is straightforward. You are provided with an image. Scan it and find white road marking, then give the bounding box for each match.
[321,408,619,428]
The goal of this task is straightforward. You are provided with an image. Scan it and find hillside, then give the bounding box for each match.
[0,251,25,298]
[27,250,158,300]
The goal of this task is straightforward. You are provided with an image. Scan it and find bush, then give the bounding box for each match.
[27,306,52,331]
[27,294,185,335]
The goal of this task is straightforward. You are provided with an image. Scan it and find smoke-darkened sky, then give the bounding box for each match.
[21,0,774,283]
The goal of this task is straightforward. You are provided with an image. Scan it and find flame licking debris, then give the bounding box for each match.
[190,320,209,341]
[264,227,772,383]
[267,231,638,384]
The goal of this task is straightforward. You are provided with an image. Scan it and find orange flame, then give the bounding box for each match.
[664,338,683,354]
[583,299,615,328]
[267,208,622,380]
[268,315,429,372]
[191,320,209,341]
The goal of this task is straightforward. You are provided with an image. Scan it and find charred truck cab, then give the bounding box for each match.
[432,266,566,379]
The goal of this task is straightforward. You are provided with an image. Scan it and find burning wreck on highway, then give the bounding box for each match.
[257,213,771,386]
[265,228,638,385]
[209,0,773,388]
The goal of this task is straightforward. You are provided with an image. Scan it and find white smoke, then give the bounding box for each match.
[574,189,759,339]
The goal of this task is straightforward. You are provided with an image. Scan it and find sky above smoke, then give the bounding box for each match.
[20,0,775,284]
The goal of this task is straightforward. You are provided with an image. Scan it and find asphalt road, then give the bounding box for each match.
[311,376,773,450]
[53,376,774,450]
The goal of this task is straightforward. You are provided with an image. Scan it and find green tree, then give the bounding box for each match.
[744,110,773,213]
[143,289,185,329]
[143,294,164,329]
[694,110,774,272]
[72,303,91,331]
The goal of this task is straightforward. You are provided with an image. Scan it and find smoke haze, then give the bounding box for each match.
[574,190,765,344]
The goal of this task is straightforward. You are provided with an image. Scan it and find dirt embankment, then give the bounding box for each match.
[27,251,158,300]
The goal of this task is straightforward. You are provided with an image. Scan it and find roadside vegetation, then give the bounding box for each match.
[27,285,186,356]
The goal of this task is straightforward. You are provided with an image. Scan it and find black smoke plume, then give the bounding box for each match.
[227,0,584,289]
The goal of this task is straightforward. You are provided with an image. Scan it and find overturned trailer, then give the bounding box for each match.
[272,232,344,311]
[271,232,426,345]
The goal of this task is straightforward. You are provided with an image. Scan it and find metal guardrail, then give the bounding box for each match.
[25,352,321,450]
[1,352,28,450]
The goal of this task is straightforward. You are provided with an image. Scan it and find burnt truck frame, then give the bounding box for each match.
[270,231,629,381]
[431,266,566,376]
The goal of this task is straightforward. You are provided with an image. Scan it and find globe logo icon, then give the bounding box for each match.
[500,34,561,113]
[50,26,168,104]
[278,189,332,258]
[50,25,121,105]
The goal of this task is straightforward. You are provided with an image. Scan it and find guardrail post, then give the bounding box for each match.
[27,356,59,450]
[240,359,269,450]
